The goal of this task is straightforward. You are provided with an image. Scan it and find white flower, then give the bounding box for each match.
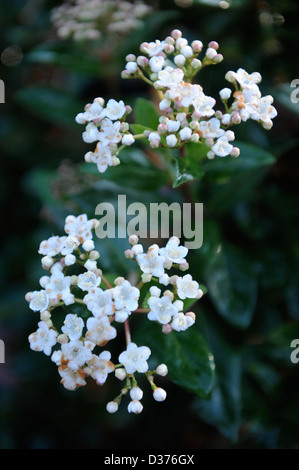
[118,342,151,374]
[230,68,262,88]
[76,98,104,123]
[82,123,101,143]
[113,279,140,312]
[99,118,122,146]
[29,321,57,356]
[168,82,202,108]
[171,312,195,331]
[86,316,117,346]
[128,400,143,414]
[136,244,166,278]
[45,271,74,304]
[61,339,94,371]
[64,214,93,244]
[159,237,188,264]
[29,290,49,312]
[212,135,233,157]
[148,295,178,325]
[199,118,224,139]
[84,288,114,318]
[87,351,115,384]
[77,271,101,291]
[176,274,199,299]
[101,99,126,121]
[149,55,165,72]
[141,40,166,57]
[61,235,80,255]
[87,142,113,173]
[166,119,180,133]
[114,308,131,323]
[58,365,87,391]
[61,314,84,341]
[193,94,216,117]
[156,66,184,88]
[38,236,67,257]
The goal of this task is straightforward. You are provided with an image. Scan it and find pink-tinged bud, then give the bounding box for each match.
[205,137,214,148]
[179,262,189,271]
[125,105,132,115]
[191,40,203,53]
[165,36,175,45]
[137,55,149,67]
[140,42,149,53]
[164,44,174,54]
[171,29,182,39]
[125,54,136,62]
[129,234,139,245]
[208,41,219,50]
[186,311,196,322]
[213,53,224,63]
[231,112,242,124]
[121,70,131,79]
[197,288,204,299]
[158,123,168,134]
[230,147,240,158]
[162,324,173,334]
[124,249,134,259]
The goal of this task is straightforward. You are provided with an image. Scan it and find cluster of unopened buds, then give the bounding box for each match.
[26,214,204,414]
[51,0,152,41]
[76,29,277,174]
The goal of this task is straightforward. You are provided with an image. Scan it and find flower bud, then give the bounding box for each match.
[156,364,168,377]
[153,387,167,402]
[115,368,127,381]
[106,401,119,413]
[130,386,143,401]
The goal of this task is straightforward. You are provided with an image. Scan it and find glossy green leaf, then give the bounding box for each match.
[173,142,209,187]
[134,98,160,131]
[206,242,258,329]
[193,317,242,441]
[14,86,84,128]
[202,141,276,181]
[137,322,215,398]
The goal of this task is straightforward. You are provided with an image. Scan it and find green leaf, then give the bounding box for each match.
[14,86,84,128]
[173,142,209,188]
[193,316,242,441]
[206,242,258,329]
[202,141,276,181]
[26,48,102,76]
[137,322,215,398]
[134,98,160,131]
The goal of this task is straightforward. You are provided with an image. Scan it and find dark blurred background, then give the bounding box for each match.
[1,0,299,449]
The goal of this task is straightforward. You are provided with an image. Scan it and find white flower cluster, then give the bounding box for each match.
[51,0,152,42]
[26,218,204,413]
[75,97,135,173]
[121,29,277,159]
